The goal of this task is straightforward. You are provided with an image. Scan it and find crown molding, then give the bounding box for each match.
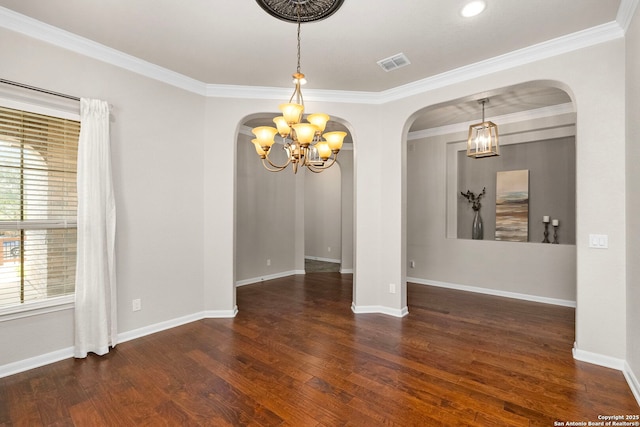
[0,7,627,104]
[376,21,625,104]
[204,83,379,104]
[617,0,640,32]
[0,7,207,96]
[407,102,575,140]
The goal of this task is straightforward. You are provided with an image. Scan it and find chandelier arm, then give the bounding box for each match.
[305,153,339,173]
[288,80,304,106]
[305,165,326,174]
[263,150,293,170]
[261,157,290,172]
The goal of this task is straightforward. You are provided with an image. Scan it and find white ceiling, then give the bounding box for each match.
[0,0,630,132]
[0,0,624,91]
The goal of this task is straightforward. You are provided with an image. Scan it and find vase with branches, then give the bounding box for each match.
[461,187,486,239]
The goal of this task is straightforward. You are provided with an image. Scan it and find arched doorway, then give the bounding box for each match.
[234,114,354,297]
[404,82,577,307]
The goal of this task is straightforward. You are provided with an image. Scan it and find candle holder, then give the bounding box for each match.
[542,222,550,243]
[552,225,559,244]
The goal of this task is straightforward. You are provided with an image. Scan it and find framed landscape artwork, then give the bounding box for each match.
[495,170,529,242]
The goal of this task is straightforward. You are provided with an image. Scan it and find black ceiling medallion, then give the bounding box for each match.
[255,0,345,23]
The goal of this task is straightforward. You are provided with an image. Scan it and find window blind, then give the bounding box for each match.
[0,106,80,309]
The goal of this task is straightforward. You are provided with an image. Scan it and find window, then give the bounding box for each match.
[0,105,80,310]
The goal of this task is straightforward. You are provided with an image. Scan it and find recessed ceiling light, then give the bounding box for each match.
[461,0,486,17]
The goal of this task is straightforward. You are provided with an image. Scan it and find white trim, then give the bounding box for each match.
[624,361,640,407]
[235,270,304,287]
[408,277,577,308]
[0,308,238,378]
[305,255,341,264]
[203,307,239,319]
[572,344,626,371]
[0,7,206,96]
[0,97,79,121]
[204,84,380,104]
[0,346,74,379]
[117,312,206,344]
[617,0,640,32]
[375,22,624,104]
[0,7,625,103]
[407,103,575,140]
[0,295,74,322]
[351,302,409,318]
[339,268,354,274]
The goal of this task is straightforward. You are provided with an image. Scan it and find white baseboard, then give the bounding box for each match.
[351,302,409,318]
[408,277,577,308]
[572,344,625,370]
[624,361,640,407]
[1,307,239,379]
[305,256,341,264]
[340,268,354,274]
[236,270,304,287]
[117,312,205,344]
[118,307,238,344]
[0,346,74,379]
[203,306,238,318]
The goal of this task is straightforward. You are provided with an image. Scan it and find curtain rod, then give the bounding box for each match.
[0,78,80,102]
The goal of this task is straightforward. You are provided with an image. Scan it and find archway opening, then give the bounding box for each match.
[403,81,577,310]
[234,113,354,305]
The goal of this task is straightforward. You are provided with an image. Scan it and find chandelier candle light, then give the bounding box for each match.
[467,98,499,158]
[251,3,347,174]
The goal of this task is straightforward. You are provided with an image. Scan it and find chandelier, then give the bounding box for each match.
[251,1,347,174]
[467,98,500,158]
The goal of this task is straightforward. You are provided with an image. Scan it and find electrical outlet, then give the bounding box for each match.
[327,246,331,253]
[132,299,141,312]
[389,283,396,294]
[266,259,271,266]
[410,260,415,268]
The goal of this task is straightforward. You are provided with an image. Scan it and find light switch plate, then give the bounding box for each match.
[588,234,608,249]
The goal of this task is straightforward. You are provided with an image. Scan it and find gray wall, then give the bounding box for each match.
[305,161,342,262]
[457,137,576,244]
[303,150,354,271]
[0,27,206,366]
[626,4,640,386]
[407,113,577,303]
[235,131,354,282]
[235,132,298,283]
[339,151,354,273]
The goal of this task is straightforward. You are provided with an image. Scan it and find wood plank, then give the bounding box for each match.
[0,275,637,425]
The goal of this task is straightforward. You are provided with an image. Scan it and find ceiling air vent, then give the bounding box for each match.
[377,53,411,72]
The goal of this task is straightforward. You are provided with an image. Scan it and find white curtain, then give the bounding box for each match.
[74,98,117,358]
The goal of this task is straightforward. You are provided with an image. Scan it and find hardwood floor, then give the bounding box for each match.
[1,272,638,426]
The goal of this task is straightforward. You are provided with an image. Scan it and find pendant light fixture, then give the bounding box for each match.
[467,98,500,158]
[251,1,347,174]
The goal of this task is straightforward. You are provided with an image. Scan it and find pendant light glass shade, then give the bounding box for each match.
[273,116,291,137]
[252,126,278,150]
[307,113,330,133]
[291,123,317,145]
[315,141,332,160]
[323,131,346,151]
[467,99,499,158]
[279,103,304,125]
[251,139,266,156]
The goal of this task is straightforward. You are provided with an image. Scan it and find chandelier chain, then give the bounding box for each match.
[296,5,302,74]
